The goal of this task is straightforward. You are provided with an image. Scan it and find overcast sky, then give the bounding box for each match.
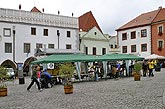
[1,0,165,35]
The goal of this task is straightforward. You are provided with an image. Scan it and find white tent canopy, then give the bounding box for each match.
[145,54,165,60]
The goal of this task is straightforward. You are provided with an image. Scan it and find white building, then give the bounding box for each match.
[0,7,79,73]
[117,26,151,57]
[79,11,110,55]
[79,27,110,55]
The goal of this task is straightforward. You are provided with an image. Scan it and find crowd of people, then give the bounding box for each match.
[109,59,162,80]
[27,60,163,91]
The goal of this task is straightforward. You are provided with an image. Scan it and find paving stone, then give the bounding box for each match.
[1,69,165,109]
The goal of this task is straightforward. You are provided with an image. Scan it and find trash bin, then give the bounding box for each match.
[19,77,25,84]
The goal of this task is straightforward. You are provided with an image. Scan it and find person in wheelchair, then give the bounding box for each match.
[40,69,53,88]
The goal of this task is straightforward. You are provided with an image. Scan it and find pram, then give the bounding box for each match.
[40,74,53,88]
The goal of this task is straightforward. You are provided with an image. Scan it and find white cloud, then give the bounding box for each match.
[1,0,165,35]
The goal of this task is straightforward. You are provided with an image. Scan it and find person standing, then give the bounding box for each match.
[27,65,42,91]
[148,60,154,77]
[142,60,148,77]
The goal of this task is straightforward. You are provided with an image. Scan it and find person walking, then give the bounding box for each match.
[27,65,42,91]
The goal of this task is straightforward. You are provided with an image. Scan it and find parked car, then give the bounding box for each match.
[6,68,15,79]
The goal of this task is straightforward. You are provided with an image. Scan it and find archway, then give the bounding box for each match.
[23,57,37,76]
[1,59,17,76]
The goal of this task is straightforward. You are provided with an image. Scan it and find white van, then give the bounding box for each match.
[6,68,15,79]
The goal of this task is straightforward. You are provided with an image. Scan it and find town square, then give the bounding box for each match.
[1,0,165,109]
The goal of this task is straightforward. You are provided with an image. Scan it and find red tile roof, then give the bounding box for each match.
[116,9,160,31]
[79,11,102,33]
[31,7,41,13]
[153,8,165,23]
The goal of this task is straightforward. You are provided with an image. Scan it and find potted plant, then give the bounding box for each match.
[59,63,75,94]
[0,66,8,97]
[132,62,142,81]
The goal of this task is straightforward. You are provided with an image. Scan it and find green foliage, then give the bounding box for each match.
[0,66,8,80]
[134,62,142,73]
[0,66,8,88]
[59,63,75,86]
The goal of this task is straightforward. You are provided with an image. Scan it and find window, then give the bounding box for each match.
[85,47,88,55]
[102,48,106,55]
[131,45,136,52]
[93,47,96,55]
[115,45,117,48]
[24,43,30,53]
[141,29,147,37]
[157,40,164,48]
[131,31,136,39]
[122,46,127,53]
[122,33,127,40]
[5,43,12,53]
[31,28,36,35]
[110,44,113,48]
[43,29,48,36]
[141,44,147,52]
[158,25,163,35]
[67,31,71,37]
[48,44,54,49]
[94,32,97,35]
[3,28,11,37]
[36,43,42,48]
[66,44,72,49]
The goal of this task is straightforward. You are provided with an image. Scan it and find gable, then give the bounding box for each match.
[79,11,102,33]
[81,27,108,41]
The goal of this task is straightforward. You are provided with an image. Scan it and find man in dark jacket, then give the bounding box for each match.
[27,66,42,91]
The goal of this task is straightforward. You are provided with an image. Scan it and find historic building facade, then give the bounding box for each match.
[116,7,165,58]
[0,7,79,73]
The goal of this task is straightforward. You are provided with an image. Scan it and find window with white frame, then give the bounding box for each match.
[5,42,12,53]
[31,27,36,35]
[24,43,30,53]
[43,29,48,36]
[66,44,72,49]
[122,33,127,40]
[131,45,136,52]
[67,31,71,38]
[48,44,54,48]
[157,40,164,48]
[158,25,163,35]
[131,31,136,39]
[3,28,11,37]
[122,46,127,53]
[141,43,147,52]
[36,43,42,48]
[141,29,147,37]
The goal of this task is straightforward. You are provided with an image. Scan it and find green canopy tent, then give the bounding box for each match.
[31,53,102,64]
[99,53,144,61]
[31,53,102,80]
[99,53,144,78]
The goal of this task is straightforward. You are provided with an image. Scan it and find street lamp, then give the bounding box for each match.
[13,26,16,62]
[57,30,60,49]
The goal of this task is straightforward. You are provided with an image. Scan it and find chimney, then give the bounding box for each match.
[158,6,162,10]
[19,4,21,10]
[42,8,44,12]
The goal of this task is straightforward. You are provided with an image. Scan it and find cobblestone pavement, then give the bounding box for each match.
[1,69,165,109]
